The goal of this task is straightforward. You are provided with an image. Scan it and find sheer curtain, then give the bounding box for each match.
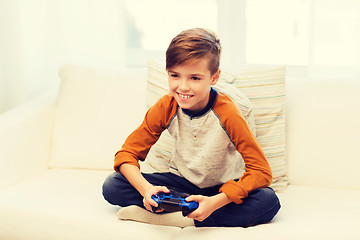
[0,0,125,114]
[218,0,360,80]
[308,0,360,80]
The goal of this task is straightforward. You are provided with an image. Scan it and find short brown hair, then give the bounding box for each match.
[166,28,221,76]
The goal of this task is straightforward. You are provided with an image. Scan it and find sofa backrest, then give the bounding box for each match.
[50,65,147,170]
[286,79,360,189]
[50,64,360,190]
[50,63,289,192]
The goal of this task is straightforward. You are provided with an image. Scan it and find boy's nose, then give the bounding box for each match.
[179,79,190,91]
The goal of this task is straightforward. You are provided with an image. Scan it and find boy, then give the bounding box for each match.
[102,28,280,227]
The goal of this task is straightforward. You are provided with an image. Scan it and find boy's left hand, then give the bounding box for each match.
[185,193,232,222]
[185,195,216,221]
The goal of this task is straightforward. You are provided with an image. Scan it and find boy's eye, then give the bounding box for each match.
[191,76,201,80]
[170,74,179,78]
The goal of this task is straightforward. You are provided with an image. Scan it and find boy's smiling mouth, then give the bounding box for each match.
[177,93,194,100]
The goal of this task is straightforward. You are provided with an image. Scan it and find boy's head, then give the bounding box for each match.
[166,28,222,114]
[166,28,221,76]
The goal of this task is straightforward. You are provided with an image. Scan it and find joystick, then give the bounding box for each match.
[151,189,199,217]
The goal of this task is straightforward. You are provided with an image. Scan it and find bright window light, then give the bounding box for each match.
[245,0,310,65]
[311,0,360,67]
[124,0,217,51]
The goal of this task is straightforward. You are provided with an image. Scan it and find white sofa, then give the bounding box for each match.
[0,65,360,240]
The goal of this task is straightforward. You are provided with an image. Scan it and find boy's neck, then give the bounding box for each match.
[182,88,217,118]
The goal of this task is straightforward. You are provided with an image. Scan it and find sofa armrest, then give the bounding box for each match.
[0,91,57,190]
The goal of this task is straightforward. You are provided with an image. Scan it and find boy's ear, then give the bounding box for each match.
[211,69,221,85]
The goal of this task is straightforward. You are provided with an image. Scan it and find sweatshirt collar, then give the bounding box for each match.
[182,88,218,119]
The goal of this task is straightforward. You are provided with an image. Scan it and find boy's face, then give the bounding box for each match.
[168,57,220,114]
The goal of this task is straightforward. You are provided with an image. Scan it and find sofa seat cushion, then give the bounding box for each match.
[174,185,360,239]
[0,169,181,240]
[1,170,359,239]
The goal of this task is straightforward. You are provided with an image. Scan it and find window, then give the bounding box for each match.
[310,0,360,68]
[124,0,360,80]
[220,0,360,79]
[124,0,217,67]
[245,0,310,65]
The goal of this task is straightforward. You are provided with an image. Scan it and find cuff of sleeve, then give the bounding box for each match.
[219,180,248,204]
[114,154,140,172]
[113,161,140,172]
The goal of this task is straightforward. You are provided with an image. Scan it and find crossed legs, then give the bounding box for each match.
[102,171,280,227]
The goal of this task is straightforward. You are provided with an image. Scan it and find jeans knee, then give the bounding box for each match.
[264,188,280,206]
[102,172,123,205]
[257,187,281,222]
[254,187,280,208]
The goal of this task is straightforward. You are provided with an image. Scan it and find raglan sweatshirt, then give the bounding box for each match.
[114,88,272,204]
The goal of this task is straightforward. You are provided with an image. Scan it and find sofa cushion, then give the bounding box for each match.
[286,79,360,188]
[0,169,181,240]
[172,185,360,239]
[50,65,147,170]
[144,61,287,192]
[1,170,359,239]
[231,66,287,191]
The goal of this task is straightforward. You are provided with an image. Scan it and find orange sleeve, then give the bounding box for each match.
[113,94,178,172]
[214,94,272,204]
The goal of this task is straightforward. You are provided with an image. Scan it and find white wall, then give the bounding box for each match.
[0,0,26,113]
[0,0,126,114]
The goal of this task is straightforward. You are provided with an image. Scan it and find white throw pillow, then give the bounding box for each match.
[50,65,147,170]
[231,66,287,191]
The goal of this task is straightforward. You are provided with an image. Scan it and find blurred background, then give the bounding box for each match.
[1,0,359,114]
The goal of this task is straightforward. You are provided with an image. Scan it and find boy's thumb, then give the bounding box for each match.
[185,195,201,202]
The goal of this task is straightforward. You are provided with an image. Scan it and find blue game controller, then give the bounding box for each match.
[151,189,199,217]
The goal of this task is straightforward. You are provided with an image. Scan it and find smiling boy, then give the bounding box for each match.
[168,58,219,114]
[102,28,280,227]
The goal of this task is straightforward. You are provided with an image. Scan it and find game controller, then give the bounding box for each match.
[151,189,199,217]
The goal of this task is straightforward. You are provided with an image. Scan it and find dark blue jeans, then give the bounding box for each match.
[102,172,280,227]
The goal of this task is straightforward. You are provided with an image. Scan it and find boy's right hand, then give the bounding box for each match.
[142,185,170,212]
